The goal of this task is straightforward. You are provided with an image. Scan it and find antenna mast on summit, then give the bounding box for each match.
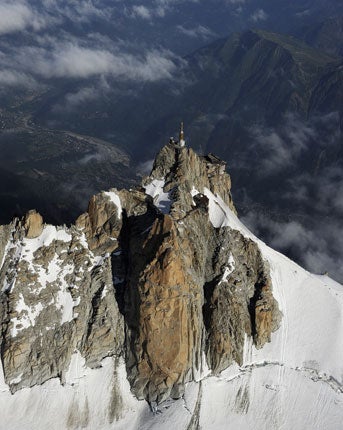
[179,122,185,147]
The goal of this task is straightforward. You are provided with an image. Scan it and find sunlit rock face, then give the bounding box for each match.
[121,143,281,401]
[0,142,281,403]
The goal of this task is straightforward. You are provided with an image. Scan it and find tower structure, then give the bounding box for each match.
[179,122,185,147]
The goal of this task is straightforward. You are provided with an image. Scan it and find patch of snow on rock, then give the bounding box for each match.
[56,288,79,324]
[104,191,122,219]
[144,178,172,214]
[23,226,72,258]
[220,253,235,284]
[11,294,44,337]
[9,373,23,385]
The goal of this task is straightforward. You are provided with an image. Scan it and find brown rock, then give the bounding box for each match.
[252,281,280,349]
[121,143,281,400]
[0,141,281,403]
[124,215,204,402]
[76,190,123,253]
[24,210,43,239]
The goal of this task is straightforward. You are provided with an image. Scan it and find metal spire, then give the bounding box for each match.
[179,122,185,147]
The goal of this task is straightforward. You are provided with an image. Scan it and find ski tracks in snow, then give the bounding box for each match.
[268,255,289,427]
[186,381,202,430]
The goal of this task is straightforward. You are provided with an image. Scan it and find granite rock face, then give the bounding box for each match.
[119,143,281,401]
[0,215,124,393]
[24,210,43,239]
[0,142,281,402]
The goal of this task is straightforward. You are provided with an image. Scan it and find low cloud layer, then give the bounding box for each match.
[14,44,178,81]
[246,112,340,176]
[0,2,45,35]
[242,211,343,283]
[0,1,187,87]
[136,159,154,176]
[0,37,181,86]
[238,111,342,282]
[0,0,278,89]
[127,0,203,21]
[250,9,268,22]
[0,69,37,88]
[177,25,216,39]
[131,5,154,20]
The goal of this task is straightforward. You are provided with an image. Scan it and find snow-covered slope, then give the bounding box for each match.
[198,188,343,430]
[0,181,342,430]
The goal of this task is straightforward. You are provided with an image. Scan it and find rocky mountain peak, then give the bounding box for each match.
[144,142,236,217]
[0,141,281,406]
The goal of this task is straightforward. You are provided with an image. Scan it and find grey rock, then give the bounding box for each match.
[0,142,281,405]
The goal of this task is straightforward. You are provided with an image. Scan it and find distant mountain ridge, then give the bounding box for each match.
[34,27,341,156]
[180,28,340,126]
[297,16,343,57]
[0,26,342,280]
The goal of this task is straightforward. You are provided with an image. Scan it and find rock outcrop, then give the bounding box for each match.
[24,210,43,239]
[0,218,124,393]
[0,141,281,403]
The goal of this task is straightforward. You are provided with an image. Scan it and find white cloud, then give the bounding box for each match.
[241,112,342,282]
[248,123,307,175]
[131,5,152,20]
[252,129,292,173]
[8,43,179,82]
[287,166,343,217]
[0,69,37,87]
[295,9,311,18]
[78,152,104,165]
[128,0,201,20]
[0,2,46,35]
[136,159,154,176]
[40,0,115,23]
[318,170,343,215]
[54,86,99,112]
[242,211,343,282]
[247,113,331,176]
[250,9,268,22]
[177,25,216,39]
[38,46,115,78]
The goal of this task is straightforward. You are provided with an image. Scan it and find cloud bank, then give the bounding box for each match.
[10,44,178,81]
[0,1,46,35]
[238,111,342,282]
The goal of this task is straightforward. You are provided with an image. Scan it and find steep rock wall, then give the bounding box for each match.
[0,142,281,403]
